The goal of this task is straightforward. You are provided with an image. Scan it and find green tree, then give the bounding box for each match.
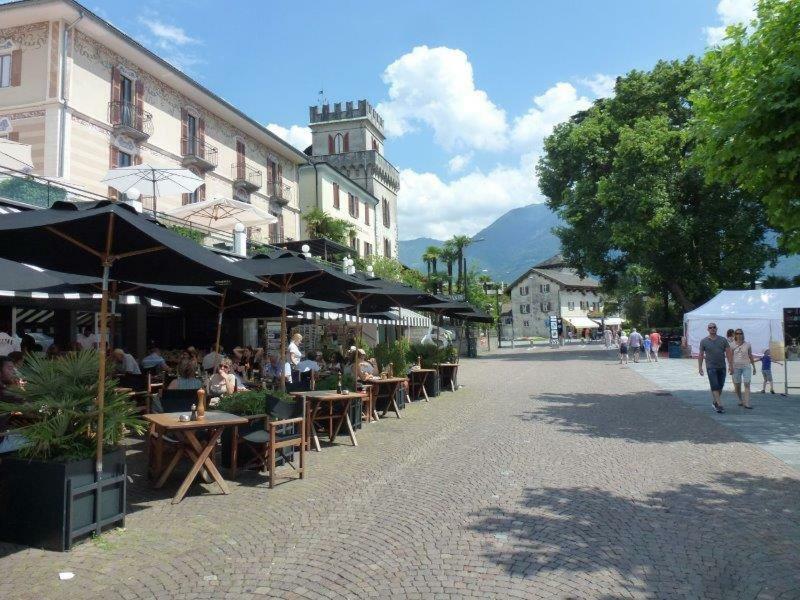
[537,58,776,311]
[366,255,426,289]
[302,207,356,245]
[692,0,800,252]
[449,235,473,292]
[422,245,441,278]
[762,275,792,289]
[440,243,457,295]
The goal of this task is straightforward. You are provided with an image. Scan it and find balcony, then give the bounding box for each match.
[231,163,261,192]
[267,179,292,205]
[108,101,153,141]
[181,137,218,171]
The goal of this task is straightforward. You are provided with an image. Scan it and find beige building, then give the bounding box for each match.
[0,0,308,244]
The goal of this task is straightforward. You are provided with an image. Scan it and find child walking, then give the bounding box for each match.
[759,349,780,394]
[643,334,652,363]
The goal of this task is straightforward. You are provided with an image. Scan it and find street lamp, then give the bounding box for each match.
[463,237,484,358]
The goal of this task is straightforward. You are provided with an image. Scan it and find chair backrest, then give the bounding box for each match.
[160,389,198,413]
[265,393,303,421]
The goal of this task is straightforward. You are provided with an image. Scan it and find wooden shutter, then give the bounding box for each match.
[108,146,119,199]
[7,132,19,142]
[134,79,144,130]
[354,196,359,218]
[328,135,334,154]
[182,193,190,205]
[198,117,205,158]
[332,183,339,209]
[110,66,121,123]
[364,202,369,225]
[180,108,188,154]
[10,49,21,87]
[343,132,349,152]
[133,153,142,166]
[276,163,282,183]
[198,183,205,202]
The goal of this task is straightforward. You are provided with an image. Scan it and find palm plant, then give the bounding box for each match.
[302,208,356,245]
[422,245,441,278]
[0,351,144,461]
[440,243,457,296]
[449,235,473,292]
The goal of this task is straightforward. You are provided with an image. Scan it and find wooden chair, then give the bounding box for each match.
[232,394,305,488]
[358,383,378,423]
[147,389,201,479]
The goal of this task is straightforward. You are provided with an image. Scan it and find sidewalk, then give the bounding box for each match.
[627,355,800,470]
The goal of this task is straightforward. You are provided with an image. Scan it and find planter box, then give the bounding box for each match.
[424,373,441,398]
[395,387,406,411]
[0,448,127,551]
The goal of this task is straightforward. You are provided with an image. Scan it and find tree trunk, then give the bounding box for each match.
[456,251,463,291]
[667,281,695,312]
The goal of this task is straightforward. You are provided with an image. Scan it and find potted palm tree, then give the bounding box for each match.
[0,350,144,551]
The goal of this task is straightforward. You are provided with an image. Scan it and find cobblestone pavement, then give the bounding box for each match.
[2,345,800,599]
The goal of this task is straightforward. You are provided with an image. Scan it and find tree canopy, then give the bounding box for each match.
[302,208,356,245]
[537,58,776,311]
[692,0,800,252]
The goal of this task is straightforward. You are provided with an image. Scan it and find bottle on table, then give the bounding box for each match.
[336,371,343,394]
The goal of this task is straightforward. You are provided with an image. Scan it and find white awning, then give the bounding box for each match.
[592,316,623,326]
[166,196,277,229]
[565,316,600,329]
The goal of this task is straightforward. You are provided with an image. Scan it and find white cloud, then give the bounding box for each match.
[139,18,197,48]
[398,156,542,240]
[579,73,617,98]
[266,123,312,150]
[137,15,202,72]
[377,46,508,152]
[705,0,756,45]
[511,83,592,147]
[447,153,472,174]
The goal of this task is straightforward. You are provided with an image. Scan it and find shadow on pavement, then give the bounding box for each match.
[469,471,800,598]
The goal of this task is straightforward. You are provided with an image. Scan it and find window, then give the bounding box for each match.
[519,303,530,314]
[568,301,575,310]
[519,286,529,296]
[364,202,370,225]
[120,75,133,126]
[363,241,372,256]
[350,236,358,254]
[382,198,391,227]
[0,54,11,88]
[186,113,197,145]
[523,320,530,327]
[348,194,359,218]
[540,301,551,312]
[383,238,391,258]
[372,138,379,151]
[118,151,132,167]
[332,182,340,209]
[540,283,550,293]
[592,302,598,311]
[333,133,344,153]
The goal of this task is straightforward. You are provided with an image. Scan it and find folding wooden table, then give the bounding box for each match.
[291,390,364,452]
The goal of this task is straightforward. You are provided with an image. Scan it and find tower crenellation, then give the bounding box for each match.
[309,99,384,134]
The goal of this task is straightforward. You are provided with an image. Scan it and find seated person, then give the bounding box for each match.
[356,349,378,381]
[0,356,27,454]
[202,346,225,373]
[297,352,321,374]
[112,348,141,375]
[208,358,237,397]
[167,358,202,390]
[45,344,61,360]
[141,346,167,373]
[7,351,23,377]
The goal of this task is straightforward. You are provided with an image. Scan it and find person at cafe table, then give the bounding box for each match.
[209,358,237,397]
[112,348,141,375]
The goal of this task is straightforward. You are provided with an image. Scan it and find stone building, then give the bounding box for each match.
[0,0,308,244]
[305,100,400,258]
[506,254,603,339]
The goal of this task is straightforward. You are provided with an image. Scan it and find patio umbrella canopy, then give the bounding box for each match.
[166,197,277,230]
[101,164,203,214]
[0,200,261,531]
[0,257,99,291]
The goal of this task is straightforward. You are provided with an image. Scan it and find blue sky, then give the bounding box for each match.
[84,0,754,239]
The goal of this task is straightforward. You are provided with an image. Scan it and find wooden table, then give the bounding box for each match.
[368,377,408,419]
[144,411,248,504]
[407,368,435,402]
[438,363,459,392]
[290,390,364,452]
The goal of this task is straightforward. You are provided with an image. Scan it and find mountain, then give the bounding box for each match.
[399,203,800,285]
[399,204,562,283]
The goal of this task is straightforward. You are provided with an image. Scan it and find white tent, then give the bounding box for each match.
[684,288,800,357]
[565,316,599,329]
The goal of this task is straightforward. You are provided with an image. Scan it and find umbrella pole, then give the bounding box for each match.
[213,288,227,372]
[95,259,111,536]
[354,300,362,383]
[279,290,287,392]
[152,177,157,217]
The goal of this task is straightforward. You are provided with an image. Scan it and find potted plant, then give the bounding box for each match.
[0,350,144,551]
[410,342,447,397]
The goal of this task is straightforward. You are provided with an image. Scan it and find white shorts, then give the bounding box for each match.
[732,367,752,385]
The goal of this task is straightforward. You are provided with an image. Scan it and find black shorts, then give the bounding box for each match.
[707,367,726,391]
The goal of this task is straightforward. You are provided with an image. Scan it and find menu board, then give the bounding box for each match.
[783,308,800,361]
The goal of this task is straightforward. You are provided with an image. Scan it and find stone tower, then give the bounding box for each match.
[308,100,400,258]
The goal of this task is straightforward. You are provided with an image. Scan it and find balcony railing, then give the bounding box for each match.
[108,101,153,139]
[267,179,292,204]
[181,137,218,170]
[231,163,262,190]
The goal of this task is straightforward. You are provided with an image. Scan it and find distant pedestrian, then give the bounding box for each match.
[726,329,736,346]
[650,329,662,362]
[698,322,733,413]
[628,328,643,363]
[759,348,779,394]
[643,334,652,363]
[618,331,629,365]
[731,329,757,409]
[603,328,612,349]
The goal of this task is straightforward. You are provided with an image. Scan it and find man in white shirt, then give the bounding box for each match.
[141,347,167,372]
[202,346,224,372]
[628,328,643,363]
[76,327,98,350]
[0,330,19,357]
[112,348,141,375]
[296,352,320,374]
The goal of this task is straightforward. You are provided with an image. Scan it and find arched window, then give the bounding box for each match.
[333,133,344,153]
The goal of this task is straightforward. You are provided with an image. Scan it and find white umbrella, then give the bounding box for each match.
[100,163,203,214]
[0,138,34,172]
[166,196,277,230]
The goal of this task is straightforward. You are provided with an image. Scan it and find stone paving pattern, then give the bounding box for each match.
[2,345,800,599]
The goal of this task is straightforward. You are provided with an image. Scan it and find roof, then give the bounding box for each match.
[506,265,600,292]
[684,288,800,321]
[0,0,309,164]
[534,254,566,269]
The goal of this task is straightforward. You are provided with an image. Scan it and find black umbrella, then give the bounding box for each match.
[0,200,260,517]
[415,300,477,344]
[237,250,376,389]
[0,257,100,291]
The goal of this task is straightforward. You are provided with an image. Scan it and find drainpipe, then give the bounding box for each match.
[58,11,84,178]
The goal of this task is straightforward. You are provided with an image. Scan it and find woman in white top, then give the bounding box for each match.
[208,358,237,397]
[731,328,756,409]
[287,333,302,384]
[618,331,629,365]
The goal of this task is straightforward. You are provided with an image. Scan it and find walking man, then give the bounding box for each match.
[629,328,643,363]
[698,322,733,413]
[650,329,662,362]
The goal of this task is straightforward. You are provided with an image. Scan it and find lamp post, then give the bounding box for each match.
[463,237,484,358]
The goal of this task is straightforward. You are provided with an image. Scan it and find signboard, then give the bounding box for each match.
[783,308,800,361]
[549,315,558,340]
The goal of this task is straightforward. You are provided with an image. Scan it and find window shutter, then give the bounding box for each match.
[7,132,19,142]
[333,183,339,209]
[343,132,349,152]
[134,79,144,130]
[364,203,369,225]
[328,135,334,154]
[276,163,282,183]
[198,183,206,202]
[10,49,22,87]
[180,108,188,154]
[182,193,190,205]
[133,153,142,166]
[108,146,119,199]
[354,196,359,218]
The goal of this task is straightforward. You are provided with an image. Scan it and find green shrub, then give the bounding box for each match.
[373,338,411,374]
[168,225,205,244]
[316,371,356,391]
[409,342,456,368]
[216,389,295,417]
[0,351,144,462]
